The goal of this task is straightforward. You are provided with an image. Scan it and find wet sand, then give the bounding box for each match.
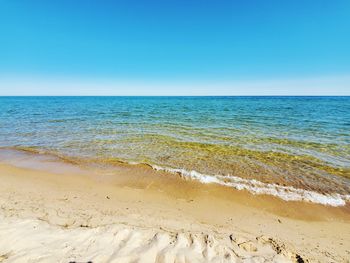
[0,154,350,262]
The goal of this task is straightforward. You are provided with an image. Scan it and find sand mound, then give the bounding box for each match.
[0,216,300,263]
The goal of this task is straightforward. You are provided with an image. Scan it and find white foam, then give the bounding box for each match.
[151,165,350,207]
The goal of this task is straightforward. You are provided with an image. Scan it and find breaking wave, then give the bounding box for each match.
[151,165,350,207]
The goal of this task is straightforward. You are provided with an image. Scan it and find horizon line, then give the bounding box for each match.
[1,74,350,96]
[1,95,350,97]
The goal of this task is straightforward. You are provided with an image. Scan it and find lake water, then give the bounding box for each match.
[0,96,349,206]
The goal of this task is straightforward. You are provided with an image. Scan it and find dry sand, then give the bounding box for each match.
[0,155,349,262]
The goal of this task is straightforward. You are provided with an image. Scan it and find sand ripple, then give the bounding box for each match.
[0,216,300,263]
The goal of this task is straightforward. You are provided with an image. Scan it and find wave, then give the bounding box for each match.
[151,165,350,207]
[1,146,349,207]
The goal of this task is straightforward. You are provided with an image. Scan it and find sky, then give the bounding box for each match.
[0,0,349,95]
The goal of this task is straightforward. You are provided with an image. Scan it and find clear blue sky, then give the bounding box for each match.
[0,0,349,95]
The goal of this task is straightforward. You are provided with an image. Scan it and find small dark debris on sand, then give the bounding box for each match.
[296,254,305,263]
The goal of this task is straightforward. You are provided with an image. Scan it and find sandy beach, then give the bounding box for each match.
[1,0,350,261]
[0,152,349,263]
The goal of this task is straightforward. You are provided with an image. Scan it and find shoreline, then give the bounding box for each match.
[1,147,349,208]
[0,155,350,262]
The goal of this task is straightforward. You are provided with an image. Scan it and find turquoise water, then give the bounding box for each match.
[0,96,349,205]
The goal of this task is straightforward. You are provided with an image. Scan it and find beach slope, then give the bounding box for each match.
[0,161,349,262]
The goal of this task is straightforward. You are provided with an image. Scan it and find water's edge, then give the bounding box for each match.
[151,165,350,207]
[1,147,349,207]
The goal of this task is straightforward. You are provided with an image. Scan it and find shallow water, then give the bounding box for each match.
[0,96,349,205]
